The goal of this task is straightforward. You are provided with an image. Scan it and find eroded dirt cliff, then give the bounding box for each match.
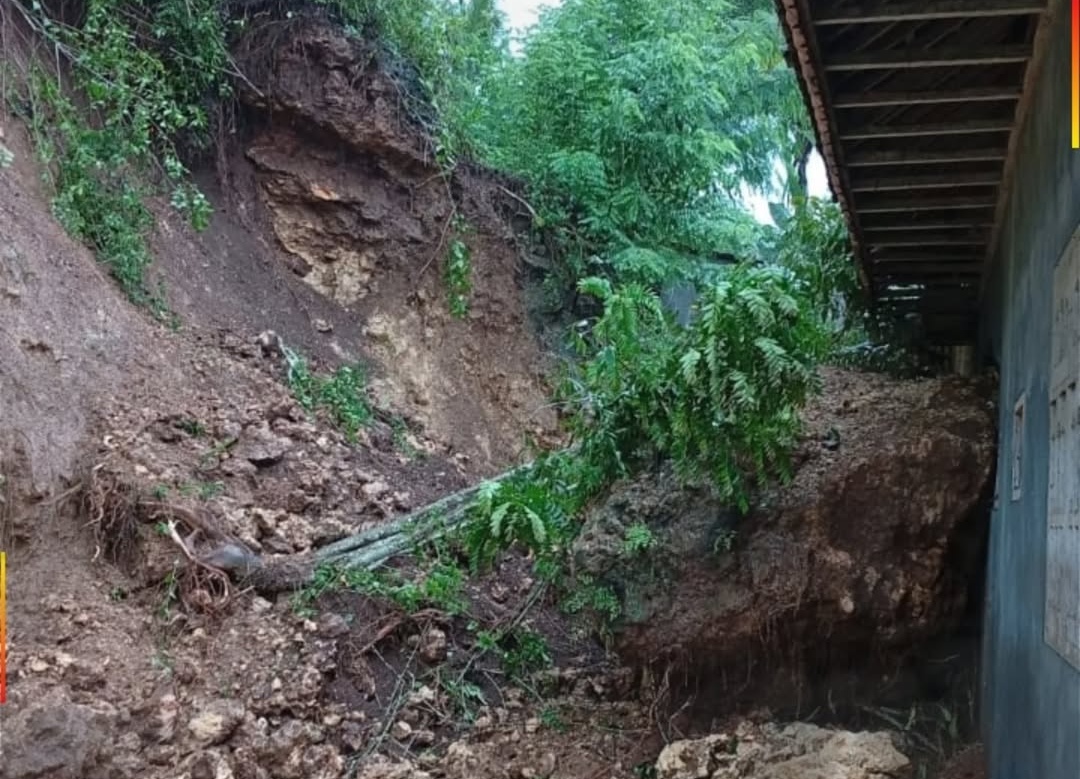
[0,14,992,779]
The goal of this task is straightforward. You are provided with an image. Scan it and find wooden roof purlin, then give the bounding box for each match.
[774,0,1053,344]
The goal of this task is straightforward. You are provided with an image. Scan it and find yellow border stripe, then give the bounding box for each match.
[0,551,6,704]
[1073,0,1079,148]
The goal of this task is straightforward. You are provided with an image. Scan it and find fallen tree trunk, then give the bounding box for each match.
[238,461,534,593]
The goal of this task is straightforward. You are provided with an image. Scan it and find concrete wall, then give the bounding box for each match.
[979,2,1080,776]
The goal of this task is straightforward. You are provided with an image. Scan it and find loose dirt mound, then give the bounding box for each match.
[0,12,991,778]
[574,369,996,728]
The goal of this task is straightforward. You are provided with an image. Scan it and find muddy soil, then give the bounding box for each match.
[0,13,994,779]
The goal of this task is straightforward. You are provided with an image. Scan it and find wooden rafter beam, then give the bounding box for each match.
[860,219,995,230]
[874,279,980,288]
[813,0,1045,25]
[872,268,983,277]
[863,232,988,246]
[874,274,982,283]
[879,301,978,312]
[850,171,1001,191]
[857,195,998,212]
[825,45,1031,71]
[868,254,983,263]
[841,119,1013,140]
[834,86,1022,108]
[981,0,1056,302]
[846,148,1008,166]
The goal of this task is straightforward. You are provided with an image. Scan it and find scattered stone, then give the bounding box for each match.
[407,684,437,707]
[140,693,180,743]
[355,756,431,779]
[654,722,911,779]
[187,699,246,746]
[235,422,292,466]
[418,627,448,663]
[390,720,413,741]
[3,687,116,779]
[361,480,390,499]
[314,318,333,333]
[413,728,436,747]
[317,613,351,638]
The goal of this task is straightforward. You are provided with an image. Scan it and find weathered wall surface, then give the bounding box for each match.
[979,2,1080,776]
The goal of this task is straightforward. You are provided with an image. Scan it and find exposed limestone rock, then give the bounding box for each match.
[235,422,292,467]
[655,722,911,779]
[187,698,247,746]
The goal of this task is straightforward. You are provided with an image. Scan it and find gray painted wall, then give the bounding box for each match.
[979,3,1080,776]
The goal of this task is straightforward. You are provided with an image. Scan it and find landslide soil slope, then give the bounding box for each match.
[0,17,990,779]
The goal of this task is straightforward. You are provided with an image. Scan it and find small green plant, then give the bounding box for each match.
[622,523,655,557]
[151,484,171,500]
[178,480,224,501]
[634,762,658,779]
[293,561,468,617]
[500,627,552,680]
[284,347,373,441]
[444,217,473,318]
[157,565,181,622]
[459,477,568,571]
[0,144,13,168]
[539,705,567,733]
[177,418,207,438]
[440,674,487,719]
[561,572,621,625]
[152,648,175,677]
[198,437,237,468]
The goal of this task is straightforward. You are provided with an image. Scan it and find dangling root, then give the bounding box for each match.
[85,464,142,569]
[84,466,241,613]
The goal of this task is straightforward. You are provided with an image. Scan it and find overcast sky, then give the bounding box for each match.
[493,0,830,224]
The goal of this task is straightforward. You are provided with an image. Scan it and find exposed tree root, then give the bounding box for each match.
[83,456,537,599]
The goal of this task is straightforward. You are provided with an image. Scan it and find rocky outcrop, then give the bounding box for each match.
[573,369,996,708]
[231,19,559,470]
[655,721,911,779]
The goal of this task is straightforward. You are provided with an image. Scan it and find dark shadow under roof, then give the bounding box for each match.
[774,0,1053,344]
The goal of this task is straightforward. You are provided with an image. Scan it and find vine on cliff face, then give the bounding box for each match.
[14,0,229,316]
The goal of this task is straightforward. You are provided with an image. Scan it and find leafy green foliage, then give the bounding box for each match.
[294,560,468,617]
[770,196,862,332]
[21,0,227,314]
[499,628,552,679]
[284,348,373,441]
[445,217,473,317]
[460,474,571,571]
[564,264,826,509]
[472,0,809,287]
[622,523,655,557]
[560,572,622,624]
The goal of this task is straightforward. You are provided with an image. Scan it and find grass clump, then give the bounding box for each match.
[284,347,374,441]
